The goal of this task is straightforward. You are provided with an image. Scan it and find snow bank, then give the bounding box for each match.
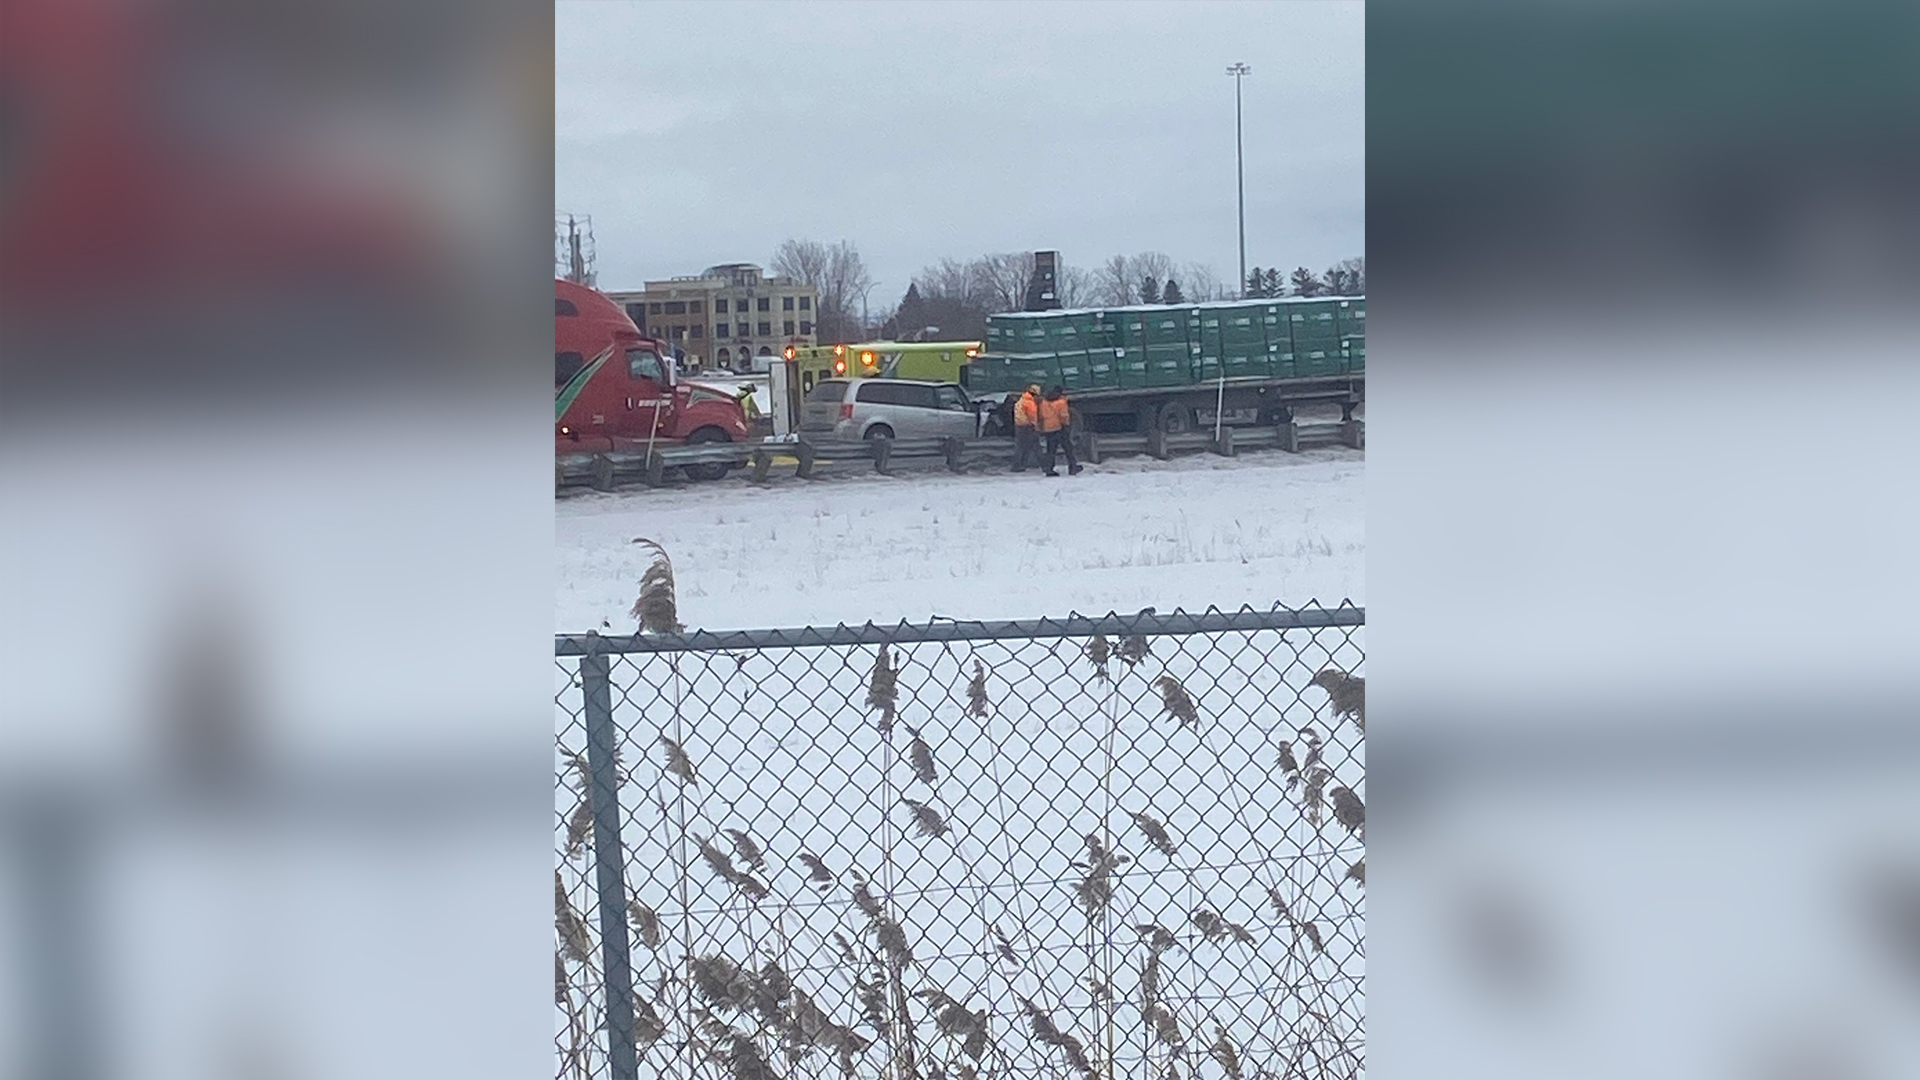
[556,448,1364,632]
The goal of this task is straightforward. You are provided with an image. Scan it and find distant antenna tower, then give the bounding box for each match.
[555,213,597,286]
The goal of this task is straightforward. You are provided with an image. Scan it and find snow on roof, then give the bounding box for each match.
[988,295,1364,320]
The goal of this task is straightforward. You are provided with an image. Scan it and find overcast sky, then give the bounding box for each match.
[556,1,1363,305]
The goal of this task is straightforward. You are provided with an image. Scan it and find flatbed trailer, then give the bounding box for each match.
[973,295,1364,434]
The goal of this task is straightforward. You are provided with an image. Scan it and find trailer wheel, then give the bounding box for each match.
[1156,401,1195,435]
[682,427,732,481]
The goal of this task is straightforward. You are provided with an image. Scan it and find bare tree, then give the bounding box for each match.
[1131,251,1175,288]
[772,238,872,343]
[824,241,873,339]
[770,239,829,286]
[915,258,987,308]
[1093,252,1178,305]
[1096,255,1134,306]
[976,252,1036,314]
[1180,262,1229,302]
[1057,265,1095,308]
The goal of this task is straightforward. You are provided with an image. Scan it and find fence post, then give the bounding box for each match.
[581,638,638,1080]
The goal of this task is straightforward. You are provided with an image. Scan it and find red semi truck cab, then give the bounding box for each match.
[554,279,748,465]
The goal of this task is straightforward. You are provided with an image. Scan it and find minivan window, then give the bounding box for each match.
[805,380,848,403]
[935,386,969,411]
[858,382,939,408]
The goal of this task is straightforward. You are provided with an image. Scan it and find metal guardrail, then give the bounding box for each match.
[555,602,1367,1080]
[557,418,1363,493]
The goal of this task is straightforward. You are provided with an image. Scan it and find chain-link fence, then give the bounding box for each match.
[555,604,1366,1080]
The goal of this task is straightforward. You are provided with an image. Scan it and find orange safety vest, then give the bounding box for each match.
[1014,392,1040,428]
[1039,397,1071,433]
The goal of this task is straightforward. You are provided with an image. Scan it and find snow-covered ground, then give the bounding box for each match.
[555,447,1364,632]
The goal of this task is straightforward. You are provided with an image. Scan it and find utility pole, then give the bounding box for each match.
[1226,62,1252,298]
[558,213,595,286]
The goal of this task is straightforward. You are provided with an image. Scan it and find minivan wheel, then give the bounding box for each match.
[681,426,732,481]
[865,424,895,441]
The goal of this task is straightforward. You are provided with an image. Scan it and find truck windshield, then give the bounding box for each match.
[626,348,664,382]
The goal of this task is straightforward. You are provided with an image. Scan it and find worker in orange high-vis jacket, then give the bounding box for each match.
[1011,383,1043,472]
[1039,385,1082,476]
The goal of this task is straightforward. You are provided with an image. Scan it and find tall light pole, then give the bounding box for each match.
[1226,62,1252,298]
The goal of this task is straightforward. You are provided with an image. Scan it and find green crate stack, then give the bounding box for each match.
[1042,314,1095,390]
[1142,309,1194,387]
[1107,312,1148,388]
[1335,299,1365,375]
[1220,302,1273,379]
[1286,302,1343,377]
[1193,309,1226,382]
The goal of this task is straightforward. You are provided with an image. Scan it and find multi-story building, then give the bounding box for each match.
[604,263,818,372]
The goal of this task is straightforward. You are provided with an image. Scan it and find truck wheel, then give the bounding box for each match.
[682,427,732,481]
[1156,401,1195,435]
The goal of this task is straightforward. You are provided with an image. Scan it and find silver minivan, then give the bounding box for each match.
[799,378,982,441]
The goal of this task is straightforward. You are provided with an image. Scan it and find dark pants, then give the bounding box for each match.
[1013,427,1040,470]
[1044,429,1079,474]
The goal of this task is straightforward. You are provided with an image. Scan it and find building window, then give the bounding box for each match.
[688,301,703,314]
[717,323,730,338]
[799,296,811,311]
[649,303,663,314]
[624,303,646,324]
[783,320,796,335]
[758,346,773,357]
[671,325,686,340]
[714,298,728,314]
[757,297,770,312]
[665,301,686,315]
[782,296,795,311]
[737,323,750,338]
[690,324,704,339]
[758,321,772,336]
[800,320,813,335]
[717,348,731,365]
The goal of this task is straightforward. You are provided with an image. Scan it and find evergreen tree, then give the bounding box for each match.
[1245,267,1268,298]
[1138,275,1162,304]
[894,282,927,338]
[1289,266,1325,297]
[1262,268,1283,298]
[1161,278,1184,303]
